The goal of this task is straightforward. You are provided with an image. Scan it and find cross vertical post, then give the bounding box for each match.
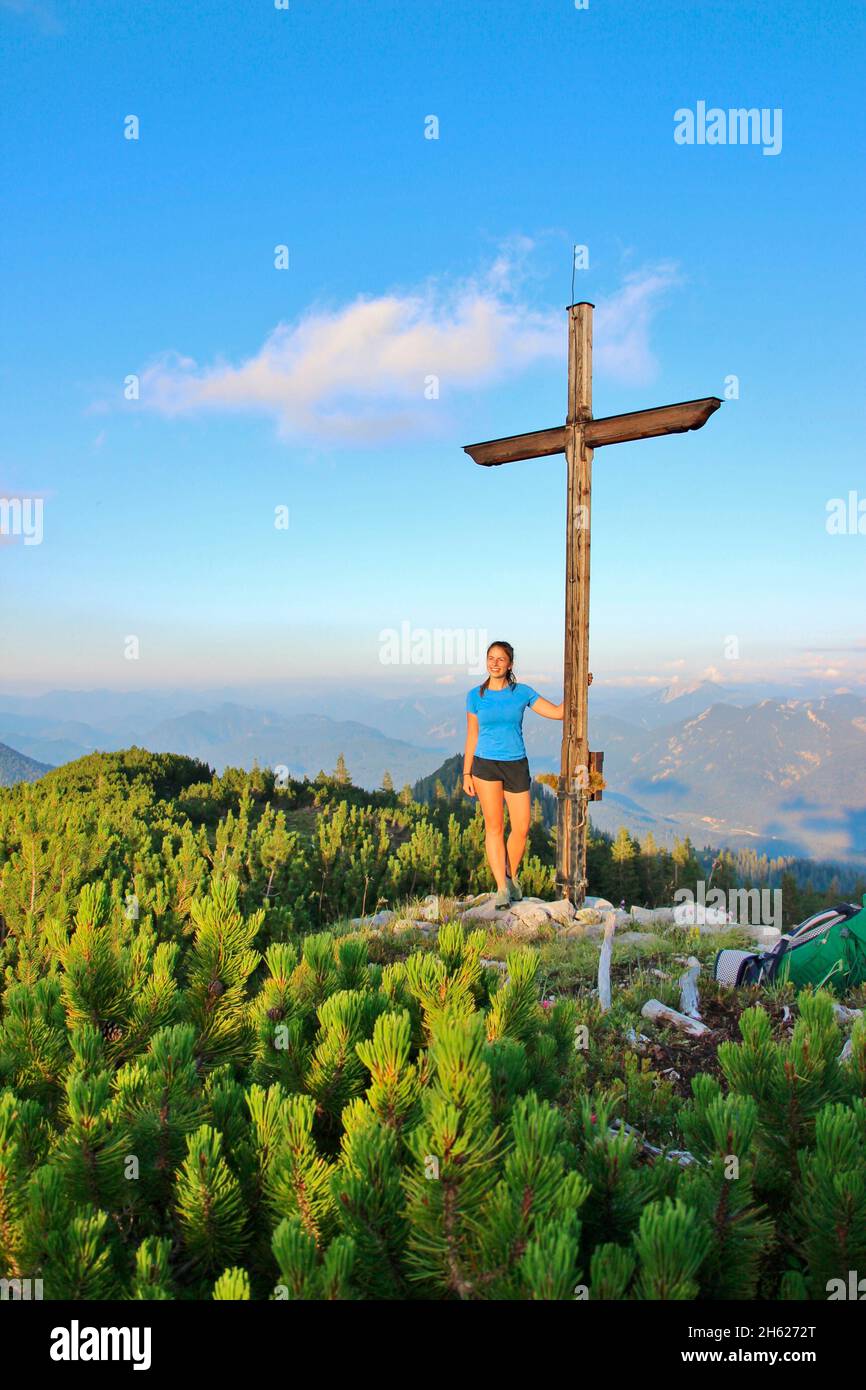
[558,302,594,904]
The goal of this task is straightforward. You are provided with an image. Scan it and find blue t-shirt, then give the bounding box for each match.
[466,682,541,761]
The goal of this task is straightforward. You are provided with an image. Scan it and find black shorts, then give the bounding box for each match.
[471,755,531,793]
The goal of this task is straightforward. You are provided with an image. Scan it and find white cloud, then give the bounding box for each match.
[133,255,680,445]
[593,264,680,383]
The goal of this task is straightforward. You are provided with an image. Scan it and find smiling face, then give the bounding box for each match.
[486,645,512,681]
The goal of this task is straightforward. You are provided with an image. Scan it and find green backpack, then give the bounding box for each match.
[714,897,866,995]
[777,897,866,993]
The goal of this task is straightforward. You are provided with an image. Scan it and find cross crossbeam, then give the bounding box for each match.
[464,397,721,467]
[463,303,721,906]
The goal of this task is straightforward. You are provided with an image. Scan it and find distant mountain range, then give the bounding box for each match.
[0,741,53,786]
[0,681,863,864]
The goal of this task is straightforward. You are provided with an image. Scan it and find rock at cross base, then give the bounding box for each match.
[460,895,578,940]
[544,899,577,926]
[507,902,553,930]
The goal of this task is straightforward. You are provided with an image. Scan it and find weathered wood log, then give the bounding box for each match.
[597,911,617,1013]
[609,1119,697,1167]
[678,957,702,1019]
[641,998,711,1038]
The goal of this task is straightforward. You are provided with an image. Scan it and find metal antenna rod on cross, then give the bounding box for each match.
[464,302,722,907]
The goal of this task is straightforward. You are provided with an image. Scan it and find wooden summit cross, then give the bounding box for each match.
[464,302,721,908]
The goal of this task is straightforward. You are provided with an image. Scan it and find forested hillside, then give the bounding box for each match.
[0,740,52,787]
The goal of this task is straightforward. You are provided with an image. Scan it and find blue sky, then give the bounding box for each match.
[2,0,864,699]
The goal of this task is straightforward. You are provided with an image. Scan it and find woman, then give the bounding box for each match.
[463,640,564,908]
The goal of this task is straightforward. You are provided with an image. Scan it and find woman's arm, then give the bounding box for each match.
[530,674,592,721]
[530,696,564,720]
[463,713,479,796]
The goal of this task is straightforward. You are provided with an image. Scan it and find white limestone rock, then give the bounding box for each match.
[507,901,553,930]
[500,917,547,942]
[544,899,577,926]
[390,918,436,934]
[461,899,505,924]
[350,909,395,929]
[673,902,733,927]
[630,906,676,926]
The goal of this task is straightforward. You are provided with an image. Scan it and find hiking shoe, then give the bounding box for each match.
[492,888,511,909]
[507,876,523,902]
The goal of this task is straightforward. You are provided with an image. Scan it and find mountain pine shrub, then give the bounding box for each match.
[2,752,866,1300]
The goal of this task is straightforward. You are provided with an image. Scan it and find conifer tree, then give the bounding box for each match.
[718,994,846,1193]
[331,1100,409,1298]
[272,1215,355,1299]
[796,1100,866,1296]
[213,1267,251,1299]
[632,1198,710,1300]
[611,827,640,904]
[175,1125,247,1278]
[265,1094,337,1242]
[403,1014,502,1298]
[113,1023,206,1212]
[250,943,311,1092]
[677,1075,773,1298]
[183,877,262,1069]
[574,1094,662,1249]
[305,989,373,1128]
[130,1236,174,1299]
[589,1242,636,1299]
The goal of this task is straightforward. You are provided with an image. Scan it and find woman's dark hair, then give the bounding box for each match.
[479,640,517,697]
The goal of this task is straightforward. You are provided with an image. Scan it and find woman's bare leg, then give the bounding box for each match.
[473,776,507,891]
[503,789,531,879]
